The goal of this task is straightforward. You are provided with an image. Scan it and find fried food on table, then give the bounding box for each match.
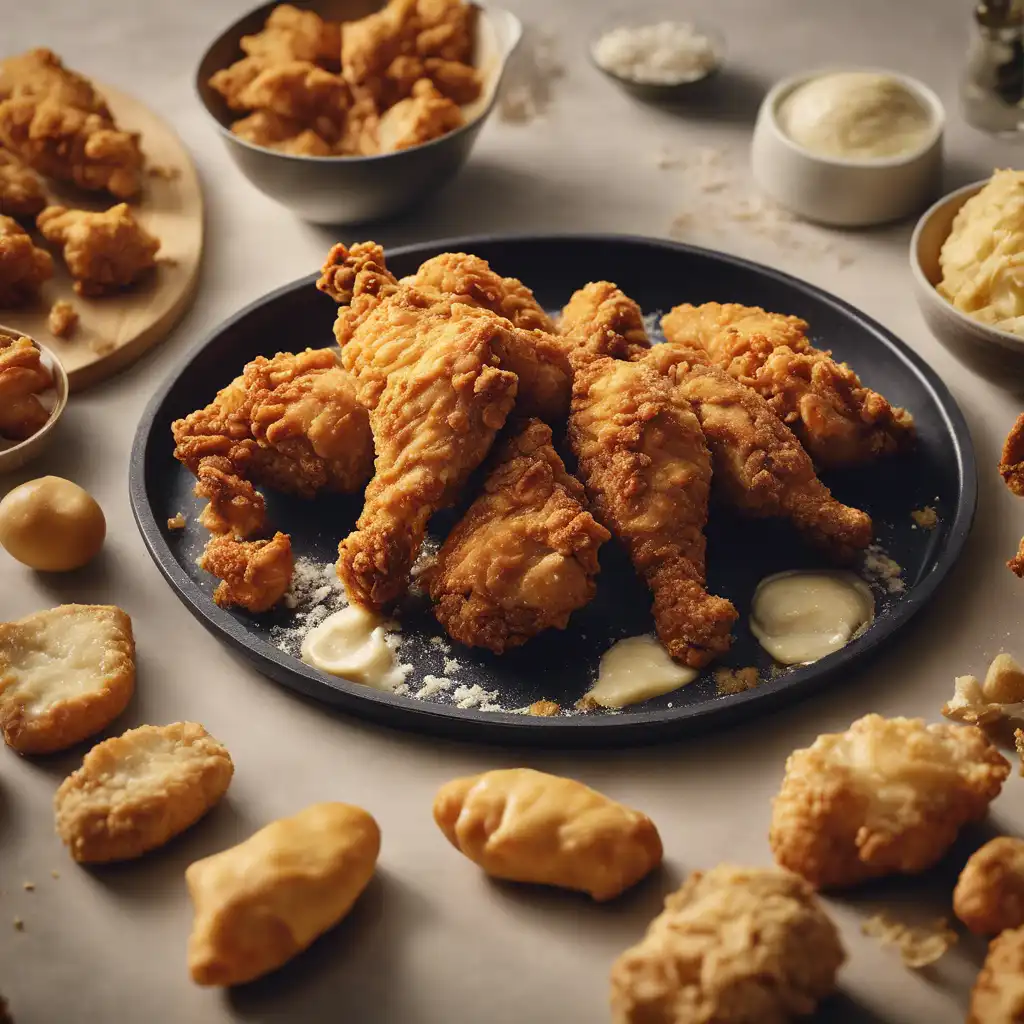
[198,531,294,613]
[770,714,1009,889]
[954,837,1024,935]
[434,767,662,900]
[661,301,916,468]
[376,78,463,151]
[0,49,144,198]
[47,297,78,338]
[558,280,651,361]
[0,213,52,307]
[55,722,233,864]
[969,924,1024,1024]
[235,61,347,137]
[0,604,134,755]
[0,146,46,218]
[999,412,1024,575]
[240,4,342,66]
[428,419,610,652]
[0,331,52,441]
[609,865,844,1024]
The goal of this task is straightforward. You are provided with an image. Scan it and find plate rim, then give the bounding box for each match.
[130,232,978,746]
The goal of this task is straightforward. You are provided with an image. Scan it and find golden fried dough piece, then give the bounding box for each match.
[0,332,52,440]
[646,346,873,560]
[429,419,609,652]
[230,110,329,155]
[770,714,1010,889]
[54,722,233,864]
[0,605,134,755]
[376,78,462,151]
[434,767,662,900]
[195,456,267,539]
[0,213,53,307]
[187,802,380,986]
[569,353,737,667]
[198,532,293,613]
[240,5,342,65]
[37,203,159,297]
[954,837,1024,935]
[559,281,652,361]
[0,146,45,218]
[662,301,916,469]
[610,865,844,1024]
[969,925,1024,1024]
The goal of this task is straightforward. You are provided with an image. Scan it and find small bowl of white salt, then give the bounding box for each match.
[590,17,723,101]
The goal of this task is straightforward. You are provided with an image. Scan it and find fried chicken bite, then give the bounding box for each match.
[954,837,1024,936]
[240,5,342,66]
[37,203,159,297]
[195,456,267,540]
[559,281,652,361]
[230,110,333,155]
[198,532,293,613]
[0,49,110,112]
[428,419,609,652]
[210,57,268,111]
[0,214,52,307]
[376,78,462,151]
[0,331,51,441]
[317,241,403,352]
[609,865,844,1024]
[662,301,916,469]
[770,714,1010,890]
[969,925,1024,1024]
[0,146,45,218]
[235,61,347,140]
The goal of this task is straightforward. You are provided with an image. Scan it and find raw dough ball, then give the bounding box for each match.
[0,476,106,571]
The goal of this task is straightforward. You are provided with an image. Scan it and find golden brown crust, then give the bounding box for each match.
[559,281,651,361]
[968,925,1024,1024]
[955,837,1024,935]
[199,532,294,613]
[47,298,78,338]
[0,214,53,308]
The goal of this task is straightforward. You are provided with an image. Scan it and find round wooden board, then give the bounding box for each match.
[1,82,204,392]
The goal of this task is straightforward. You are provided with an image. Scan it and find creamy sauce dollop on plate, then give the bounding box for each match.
[300,605,409,690]
[584,635,698,709]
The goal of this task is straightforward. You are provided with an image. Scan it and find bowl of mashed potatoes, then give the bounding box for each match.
[752,68,944,227]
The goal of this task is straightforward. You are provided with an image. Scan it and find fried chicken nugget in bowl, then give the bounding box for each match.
[196,0,522,224]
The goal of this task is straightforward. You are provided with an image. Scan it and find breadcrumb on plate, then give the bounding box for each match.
[713,666,760,695]
[166,512,186,530]
[861,912,956,968]
[528,700,560,717]
[968,923,1024,1023]
[954,837,1024,935]
[911,506,938,529]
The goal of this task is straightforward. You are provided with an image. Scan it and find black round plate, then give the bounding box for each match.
[130,234,976,747]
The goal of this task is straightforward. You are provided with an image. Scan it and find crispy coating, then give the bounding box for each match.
[240,5,342,65]
[434,767,662,900]
[0,213,53,307]
[955,837,1024,935]
[198,532,294,613]
[209,56,267,111]
[235,61,347,140]
[0,604,134,755]
[969,925,1024,1024]
[54,722,234,864]
[195,456,267,539]
[770,714,1010,889]
[342,0,419,94]
[568,352,737,667]
[0,48,110,113]
[559,281,652,361]
[0,331,52,441]
[662,302,916,469]
[317,240,403,350]
[0,146,45,218]
[376,78,462,151]
[610,865,844,1024]
[429,419,609,652]
[37,203,159,297]
[229,110,333,155]
[47,298,78,338]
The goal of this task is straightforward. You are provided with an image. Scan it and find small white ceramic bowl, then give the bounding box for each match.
[751,68,945,227]
[910,179,1024,374]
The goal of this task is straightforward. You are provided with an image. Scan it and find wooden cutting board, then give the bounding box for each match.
[1,82,204,392]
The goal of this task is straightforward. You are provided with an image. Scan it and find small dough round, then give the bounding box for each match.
[0,476,106,572]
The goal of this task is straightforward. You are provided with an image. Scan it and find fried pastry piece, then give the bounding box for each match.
[0,213,53,307]
[240,5,342,66]
[610,865,844,1024]
[770,714,1010,889]
[0,332,52,440]
[662,301,916,468]
[377,78,462,151]
[0,604,135,755]
[187,802,380,986]
[0,146,45,218]
[434,767,662,900]
[568,352,737,667]
[429,419,609,652]
[37,203,159,297]
[0,48,109,112]
[54,722,234,864]
[559,281,652,361]
[954,837,1024,935]
[646,346,873,560]
[198,532,294,613]
[969,925,1024,1024]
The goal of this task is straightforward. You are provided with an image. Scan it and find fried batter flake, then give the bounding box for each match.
[861,913,957,968]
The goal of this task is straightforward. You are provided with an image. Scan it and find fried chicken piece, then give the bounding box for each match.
[969,925,1024,1023]
[342,0,417,95]
[47,298,78,338]
[195,456,267,540]
[230,110,333,155]
[337,299,518,609]
[37,203,158,297]
[198,532,293,613]
[646,346,873,560]
[568,352,737,667]
[236,61,347,140]
[0,332,51,440]
[376,78,462,151]
[954,837,1024,935]
[0,213,52,307]
[609,865,844,1024]
[240,5,342,66]
[422,56,481,103]
[428,419,609,652]
[559,281,652,361]
[770,714,1010,889]
[0,146,45,218]
[317,240,403,350]
[0,49,108,113]
[662,302,916,469]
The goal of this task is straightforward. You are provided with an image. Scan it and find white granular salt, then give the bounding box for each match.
[442,657,461,676]
[453,683,500,709]
[592,22,718,85]
[271,556,349,653]
[862,544,906,595]
[416,675,454,700]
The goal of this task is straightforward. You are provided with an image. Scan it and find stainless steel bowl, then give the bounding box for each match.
[195,0,522,224]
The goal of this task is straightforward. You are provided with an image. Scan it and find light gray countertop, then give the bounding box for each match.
[2,1,1023,1021]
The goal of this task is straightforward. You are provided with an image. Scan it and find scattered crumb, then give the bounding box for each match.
[575,694,601,712]
[415,675,453,700]
[50,870,59,880]
[714,666,760,695]
[12,918,23,931]
[942,653,1024,734]
[147,164,181,180]
[528,699,560,717]
[166,512,186,530]
[157,255,179,268]
[862,544,906,594]
[861,913,956,968]
[47,299,78,339]
[911,506,938,530]
[442,657,461,676]
[21,882,33,892]
[452,682,499,709]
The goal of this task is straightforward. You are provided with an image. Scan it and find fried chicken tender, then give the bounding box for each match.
[969,925,1024,1024]
[429,419,609,652]
[0,146,45,218]
[198,532,294,613]
[236,61,347,139]
[610,865,844,1024]
[770,714,1010,889]
[568,352,737,667]
[0,213,52,307]
[37,203,158,297]
[559,281,652,361]
[376,78,462,151]
[954,837,1024,935]
[646,346,873,560]
[662,302,916,469]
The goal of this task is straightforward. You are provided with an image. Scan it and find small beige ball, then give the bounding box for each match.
[0,476,106,572]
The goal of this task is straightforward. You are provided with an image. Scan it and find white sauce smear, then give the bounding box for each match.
[300,605,410,691]
[584,635,697,708]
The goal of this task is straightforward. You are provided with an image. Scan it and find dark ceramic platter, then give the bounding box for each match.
[130,235,976,747]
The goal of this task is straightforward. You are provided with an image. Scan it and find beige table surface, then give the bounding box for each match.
[2,1,1024,1021]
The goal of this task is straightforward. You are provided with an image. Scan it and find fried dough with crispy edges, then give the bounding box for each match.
[955,837,1024,935]
[0,604,134,754]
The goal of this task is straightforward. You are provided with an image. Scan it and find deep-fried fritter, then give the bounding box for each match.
[377,78,462,151]
[770,714,1010,889]
[0,48,109,112]
[0,332,52,441]
[230,110,333,155]
[662,301,916,469]
[209,56,267,111]
[0,213,53,307]
[429,419,609,652]
[559,281,651,361]
[568,352,737,667]
[198,532,294,613]
[969,925,1024,1024]
[0,146,45,218]
[37,203,159,297]
[609,865,844,1024]
[240,5,342,66]
[954,837,1024,935]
